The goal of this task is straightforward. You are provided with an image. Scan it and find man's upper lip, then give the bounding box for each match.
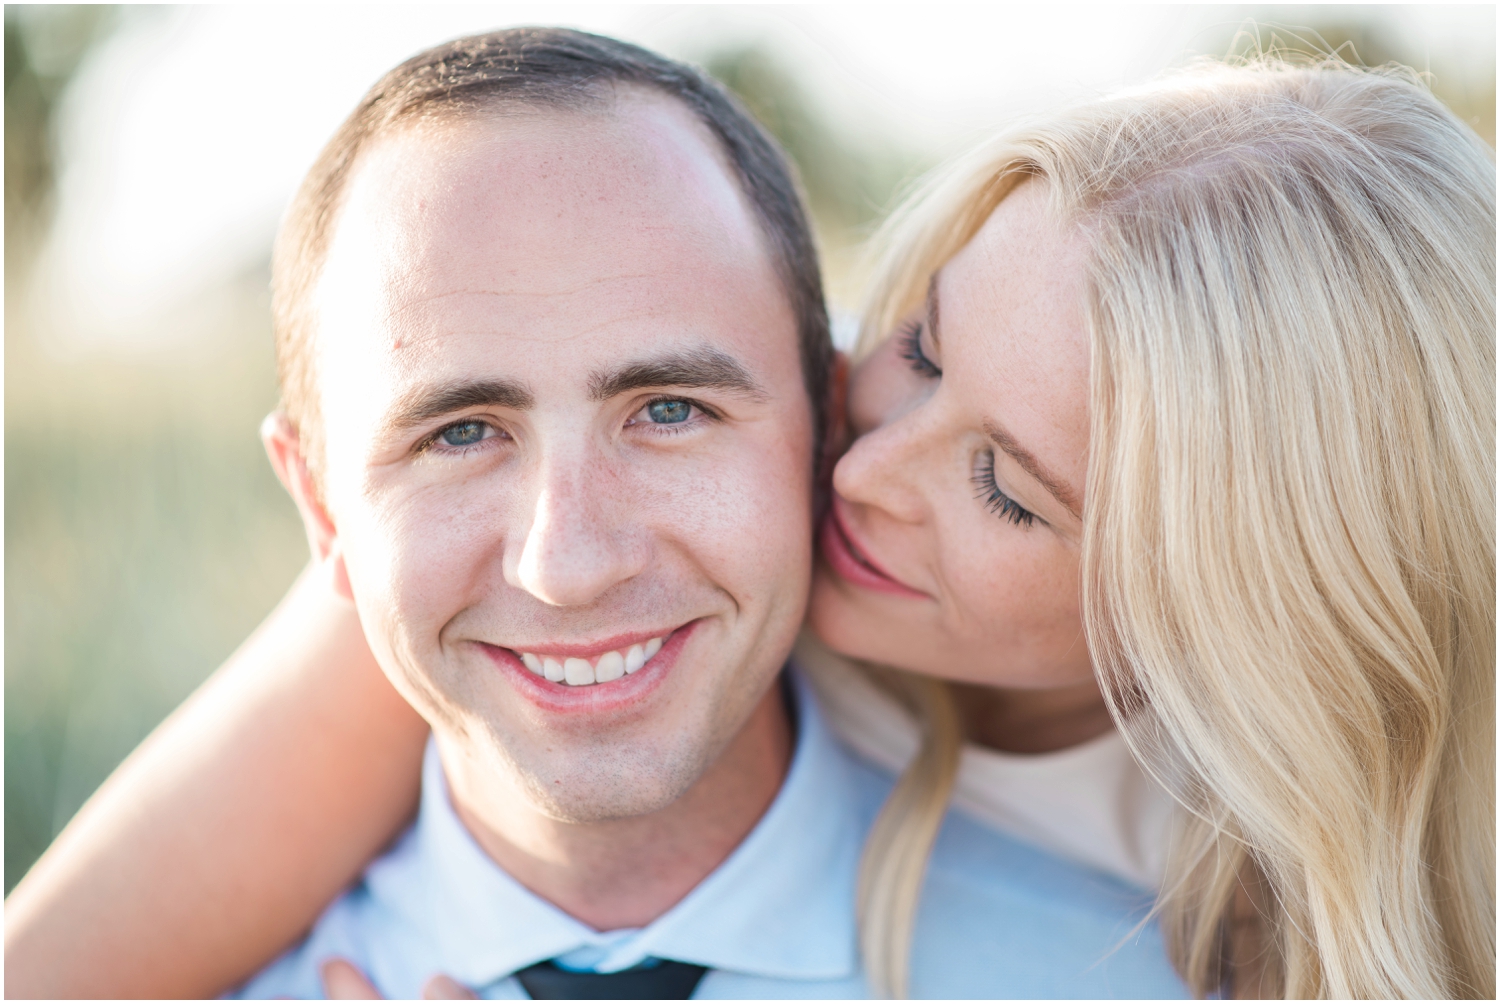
[483,627,681,659]
[829,497,923,593]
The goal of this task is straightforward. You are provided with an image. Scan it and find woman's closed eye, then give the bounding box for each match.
[972,450,1036,527]
[898,320,941,378]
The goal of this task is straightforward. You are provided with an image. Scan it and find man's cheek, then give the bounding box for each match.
[672,466,811,589]
[347,487,500,647]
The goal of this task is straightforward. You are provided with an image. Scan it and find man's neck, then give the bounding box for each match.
[438,684,794,932]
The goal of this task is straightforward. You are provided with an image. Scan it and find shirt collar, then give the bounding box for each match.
[364,667,862,989]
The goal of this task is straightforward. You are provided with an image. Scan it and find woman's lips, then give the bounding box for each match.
[819,502,928,599]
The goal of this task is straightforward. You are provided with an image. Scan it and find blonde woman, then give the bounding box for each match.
[7,57,1493,999]
[811,56,1494,998]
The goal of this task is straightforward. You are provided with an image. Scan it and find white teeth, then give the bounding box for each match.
[563,657,595,686]
[518,634,668,686]
[594,650,625,683]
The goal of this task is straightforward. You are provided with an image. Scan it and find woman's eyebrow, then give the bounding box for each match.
[985,421,1082,518]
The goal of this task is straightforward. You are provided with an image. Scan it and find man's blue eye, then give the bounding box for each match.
[648,400,691,424]
[440,421,486,446]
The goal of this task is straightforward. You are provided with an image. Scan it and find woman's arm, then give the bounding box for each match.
[4,560,429,999]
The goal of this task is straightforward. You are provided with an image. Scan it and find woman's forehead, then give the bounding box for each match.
[941,181,1086,360]
[938,183,1092,507]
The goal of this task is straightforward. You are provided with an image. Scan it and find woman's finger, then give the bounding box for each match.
[320,957,383,999]
[421,973,478,999]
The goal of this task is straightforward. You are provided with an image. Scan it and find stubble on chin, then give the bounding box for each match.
[437,699,729,826]
[510,739,706,824]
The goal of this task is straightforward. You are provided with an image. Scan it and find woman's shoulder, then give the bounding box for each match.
[951,729,1175,891]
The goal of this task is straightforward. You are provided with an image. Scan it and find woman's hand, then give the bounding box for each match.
[321,957,476,999]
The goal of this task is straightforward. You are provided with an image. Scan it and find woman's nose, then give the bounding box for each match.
[831,406,932,526]
[509,456,648,607]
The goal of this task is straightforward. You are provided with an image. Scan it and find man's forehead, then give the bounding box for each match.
[307,93,795,415]
[326,100,758,291]
[310,95,775,358]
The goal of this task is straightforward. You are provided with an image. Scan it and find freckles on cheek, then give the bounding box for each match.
[965,538,1083,635]
[643,439,814,595]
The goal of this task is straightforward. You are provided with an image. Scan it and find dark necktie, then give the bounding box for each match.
[515,958,709,1000]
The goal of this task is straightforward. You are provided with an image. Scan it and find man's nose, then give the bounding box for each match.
[510,458,649,607]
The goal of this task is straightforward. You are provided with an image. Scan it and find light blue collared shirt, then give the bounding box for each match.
[236,670,1189,999]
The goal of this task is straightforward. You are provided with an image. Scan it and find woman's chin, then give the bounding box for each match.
[806,563,911,669]
[807,562,958,680]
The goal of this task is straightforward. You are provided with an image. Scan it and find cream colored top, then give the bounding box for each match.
[797,636,1176,891]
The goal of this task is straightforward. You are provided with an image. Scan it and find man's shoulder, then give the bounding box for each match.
[913,795,1190,998]
[229,827,441,1000]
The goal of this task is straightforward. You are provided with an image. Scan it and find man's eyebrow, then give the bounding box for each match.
[381,379,534,437]
[984,421,1082,518]
[589,346,767,401]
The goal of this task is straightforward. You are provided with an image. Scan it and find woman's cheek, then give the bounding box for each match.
[953,521,1071,629]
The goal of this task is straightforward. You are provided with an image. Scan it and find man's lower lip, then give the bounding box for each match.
[476,621,699,711]
[819,512,927,598]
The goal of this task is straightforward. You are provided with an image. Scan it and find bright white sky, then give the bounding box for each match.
[34,4,1495,348]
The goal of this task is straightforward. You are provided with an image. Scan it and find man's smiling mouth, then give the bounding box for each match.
[475,622,701,704]
[515,635,665,686]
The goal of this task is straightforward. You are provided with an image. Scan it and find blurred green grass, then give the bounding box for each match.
[4,282,311,890]
[5,5,288,893]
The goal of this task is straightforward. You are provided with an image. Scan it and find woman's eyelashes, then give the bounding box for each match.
[898,321,941,378]
[972,450,1037,527]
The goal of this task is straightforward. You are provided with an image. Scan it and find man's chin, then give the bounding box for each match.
[509,743,707,824]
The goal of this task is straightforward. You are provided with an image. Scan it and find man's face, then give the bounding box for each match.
[308,94,815,822]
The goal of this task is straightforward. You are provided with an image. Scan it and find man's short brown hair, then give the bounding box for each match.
[272,27,831,488]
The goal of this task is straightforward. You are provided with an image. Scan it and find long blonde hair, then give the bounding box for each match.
[853,57,1495,999]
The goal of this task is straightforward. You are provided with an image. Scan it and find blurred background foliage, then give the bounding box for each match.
[5,5,1494,893]
[6,6,310,890]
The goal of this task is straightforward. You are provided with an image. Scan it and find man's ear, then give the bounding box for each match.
[819,351,851,483]
[262,412,353,601]
[813,351,850,524]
